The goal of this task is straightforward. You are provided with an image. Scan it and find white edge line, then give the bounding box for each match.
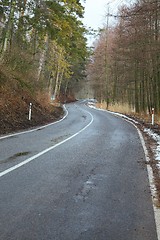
[0,105,68,140]
[0,110,94,178]
[88,105,160,240]
[136,125,160,240]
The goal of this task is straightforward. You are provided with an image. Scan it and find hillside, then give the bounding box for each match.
[0,65,64,135]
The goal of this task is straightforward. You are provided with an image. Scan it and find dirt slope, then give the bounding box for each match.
[0,66,64,135]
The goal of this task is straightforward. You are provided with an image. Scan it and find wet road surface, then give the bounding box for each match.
[0,101,158,240]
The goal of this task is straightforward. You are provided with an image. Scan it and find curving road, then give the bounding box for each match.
[0,101,158,240]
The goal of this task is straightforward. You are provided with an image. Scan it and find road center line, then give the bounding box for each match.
[0,109,94,178]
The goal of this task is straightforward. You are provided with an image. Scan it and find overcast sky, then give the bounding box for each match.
[81,0,129,45]
[82,0,110,30]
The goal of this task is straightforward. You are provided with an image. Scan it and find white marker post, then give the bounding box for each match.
[29,103,32,121]
[151,108,154,125]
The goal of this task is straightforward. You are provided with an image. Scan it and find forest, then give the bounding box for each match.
[0,0,90,133]
[88,0,160,114]
[0,0,160,131]
[0,0,88,102]
[0,0,89,133]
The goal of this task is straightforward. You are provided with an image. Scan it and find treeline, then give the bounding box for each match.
[88,0,160,113]
[0,0,88,101]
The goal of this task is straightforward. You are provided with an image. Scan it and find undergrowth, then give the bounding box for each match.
[0,63,63,135]
[96,102,160,125]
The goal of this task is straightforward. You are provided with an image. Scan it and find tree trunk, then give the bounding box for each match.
[1,0,15,60]
[37,34,49,81]
[54,65,61,98]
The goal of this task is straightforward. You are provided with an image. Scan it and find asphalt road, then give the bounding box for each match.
[0,101,158,240]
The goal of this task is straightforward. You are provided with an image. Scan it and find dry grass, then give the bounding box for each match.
[0,67,64,134]
[96,102,160,125]
[96,102,134,114]
[36,91,51,109]
[108,103,135,114]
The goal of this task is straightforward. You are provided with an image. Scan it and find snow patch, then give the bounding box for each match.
[144,128,160,169]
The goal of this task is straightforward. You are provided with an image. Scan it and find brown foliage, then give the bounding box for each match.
[0,65,63,135]
[87,0,160,113]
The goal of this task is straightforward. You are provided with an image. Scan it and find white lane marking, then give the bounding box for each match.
[88,105,160,240]
[136,126,160,240]
[0,105,68,140]
[0,109,94,178]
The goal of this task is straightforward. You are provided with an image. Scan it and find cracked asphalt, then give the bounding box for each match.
[0,101,158,240]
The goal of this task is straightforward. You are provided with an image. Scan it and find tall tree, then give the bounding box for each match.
[87,0,160,113]
[0,0,88,101]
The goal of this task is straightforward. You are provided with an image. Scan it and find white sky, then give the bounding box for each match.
[82,0,126,29]
[81,0,129,45]
[82,0,110,30]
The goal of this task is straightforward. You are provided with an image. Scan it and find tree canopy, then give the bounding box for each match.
[87,0,160,114]
[0,0,88,101]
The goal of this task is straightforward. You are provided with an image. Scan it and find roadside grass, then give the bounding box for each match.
[96,102,160,125]
[97,102,134,114]
[0,83,63,135]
